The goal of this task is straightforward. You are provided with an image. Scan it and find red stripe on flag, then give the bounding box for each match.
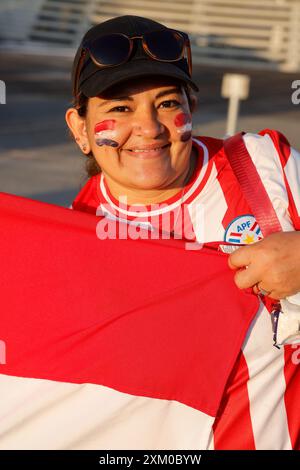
[213,351,256,450]
[0,193,259,418]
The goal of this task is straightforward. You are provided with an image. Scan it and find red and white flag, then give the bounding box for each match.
[0,192,259,449]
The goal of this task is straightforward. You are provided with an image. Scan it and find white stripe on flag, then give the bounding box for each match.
[0,374,214,450]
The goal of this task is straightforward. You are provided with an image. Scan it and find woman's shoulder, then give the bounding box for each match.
[242,129,293,168]
[193,129,293,166]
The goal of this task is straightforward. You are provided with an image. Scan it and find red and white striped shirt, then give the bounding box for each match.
[71,129,300,449]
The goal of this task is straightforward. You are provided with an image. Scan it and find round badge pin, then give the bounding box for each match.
[224,214,263,245]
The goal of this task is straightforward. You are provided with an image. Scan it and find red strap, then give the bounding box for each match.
[224,132,282,237]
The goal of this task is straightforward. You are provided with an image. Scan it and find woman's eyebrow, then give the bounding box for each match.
[97,96,134,108]
[97,87,182,108]
[155,87,182,99]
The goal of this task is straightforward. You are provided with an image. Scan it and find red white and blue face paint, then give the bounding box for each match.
[174,113,192,142]
[94,120,119,148]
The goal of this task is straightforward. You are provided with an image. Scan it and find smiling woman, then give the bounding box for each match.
[67,77,196,187]
[64,14,300,450]
[66,78,197,203]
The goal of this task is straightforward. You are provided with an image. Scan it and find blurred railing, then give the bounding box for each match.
[0,0,45,42]
[1,0,300,72]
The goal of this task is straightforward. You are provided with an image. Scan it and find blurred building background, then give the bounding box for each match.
[0,0,299,206]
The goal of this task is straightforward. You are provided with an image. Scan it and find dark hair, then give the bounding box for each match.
[71,84,195,178]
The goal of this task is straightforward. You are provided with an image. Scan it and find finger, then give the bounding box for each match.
[257,286,271,296]
[258,283,283,300]
[252,283,280,299]
[233,264,262,290]
[228,245,254,270]
[267,292,280,300]
[252,284,260,295]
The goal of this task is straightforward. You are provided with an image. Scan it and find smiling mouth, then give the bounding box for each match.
[122,143,170,158]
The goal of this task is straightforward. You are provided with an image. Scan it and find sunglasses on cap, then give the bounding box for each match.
[73,28,192,100]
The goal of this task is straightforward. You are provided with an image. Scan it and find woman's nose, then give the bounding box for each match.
[133,111,165,138]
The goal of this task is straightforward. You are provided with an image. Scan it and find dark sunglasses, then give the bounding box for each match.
[73,29,192,100]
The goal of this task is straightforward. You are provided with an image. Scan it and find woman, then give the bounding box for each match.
[66,15,300,300]
[65,15,300,449]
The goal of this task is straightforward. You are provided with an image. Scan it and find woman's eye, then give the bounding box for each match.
[109,105,130,112]
[159,100,180,109]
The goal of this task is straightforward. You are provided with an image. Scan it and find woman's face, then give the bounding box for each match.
[68,78,196,201]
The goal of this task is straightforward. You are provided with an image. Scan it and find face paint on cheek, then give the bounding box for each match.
[174,112,192,142]
[94,120,119,148]
[95,138,119,147]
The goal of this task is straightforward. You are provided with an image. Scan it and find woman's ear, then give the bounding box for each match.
[65,108,91,155]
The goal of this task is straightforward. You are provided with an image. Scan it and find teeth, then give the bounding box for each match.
[131,147,163,152]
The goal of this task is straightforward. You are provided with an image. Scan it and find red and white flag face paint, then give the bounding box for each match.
[174,113,192,142]
[94,120,118,147]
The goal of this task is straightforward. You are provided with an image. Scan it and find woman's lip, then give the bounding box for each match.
[122,144,170,159]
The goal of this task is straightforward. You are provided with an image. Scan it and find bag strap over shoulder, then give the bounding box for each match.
[224,132,282,237]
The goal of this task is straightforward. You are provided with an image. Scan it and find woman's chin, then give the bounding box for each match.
[127,173,171,191]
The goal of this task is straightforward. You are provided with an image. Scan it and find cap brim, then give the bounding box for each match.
[80,59,199,96]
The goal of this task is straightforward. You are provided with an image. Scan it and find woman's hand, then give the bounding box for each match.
[228,231,300,299]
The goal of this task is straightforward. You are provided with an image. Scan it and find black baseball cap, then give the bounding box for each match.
[71,15,199,98]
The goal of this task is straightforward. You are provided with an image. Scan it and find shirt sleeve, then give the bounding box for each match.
[258,129,300,229]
